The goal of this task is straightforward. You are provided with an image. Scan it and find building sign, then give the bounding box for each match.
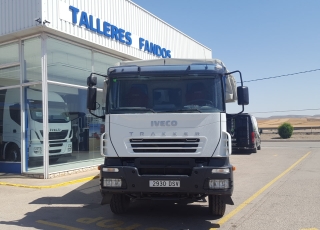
[67,5,171,58]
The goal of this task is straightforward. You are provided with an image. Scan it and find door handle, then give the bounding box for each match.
[13,129,16,133]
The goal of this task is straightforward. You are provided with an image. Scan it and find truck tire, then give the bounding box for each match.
[252,143,257,153]
[110,194,130,214]
[257,144,261,150]
[209,195,226,217]
[6,145,21,162]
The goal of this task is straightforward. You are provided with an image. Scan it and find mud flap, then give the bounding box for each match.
[101,194,112,205]
[222,195,234,205]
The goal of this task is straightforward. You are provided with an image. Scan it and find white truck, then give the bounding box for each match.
[0,88,73,163]
[86,58,249,216]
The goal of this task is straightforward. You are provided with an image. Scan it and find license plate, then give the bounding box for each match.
[149,180,180,187]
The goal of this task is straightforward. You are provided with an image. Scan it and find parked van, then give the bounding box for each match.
[227,113,261,153]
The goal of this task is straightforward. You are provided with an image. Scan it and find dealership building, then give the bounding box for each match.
[0,0,211,178]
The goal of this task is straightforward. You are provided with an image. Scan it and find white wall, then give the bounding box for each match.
[1,0,212,60]
[0,0,42,35]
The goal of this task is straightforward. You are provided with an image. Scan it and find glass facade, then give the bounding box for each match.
[0,43,20,87]
[24,37,42,82]
[0,34,123,177]
[24,84,44,173]
[0,87,21,162]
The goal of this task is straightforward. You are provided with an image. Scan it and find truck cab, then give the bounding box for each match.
[87,58,249,217]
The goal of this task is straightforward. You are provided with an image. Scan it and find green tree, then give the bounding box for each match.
[278,122,294,139]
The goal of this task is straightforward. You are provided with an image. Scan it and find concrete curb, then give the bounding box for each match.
[0,175,99,189]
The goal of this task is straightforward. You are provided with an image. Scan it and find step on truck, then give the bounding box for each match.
[86,58,249,217]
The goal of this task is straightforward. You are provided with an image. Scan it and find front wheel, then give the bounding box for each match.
[6,145,21,162]
[208,195,226,217]
[110,194,130,214]
[257,143,261,150]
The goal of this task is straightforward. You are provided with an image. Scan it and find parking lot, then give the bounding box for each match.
[0,141,319,230]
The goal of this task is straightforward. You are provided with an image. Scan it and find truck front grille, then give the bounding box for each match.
[129,138,201,153]
[40,130,69,140]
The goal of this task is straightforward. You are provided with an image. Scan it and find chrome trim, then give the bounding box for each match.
[223,131,232,155]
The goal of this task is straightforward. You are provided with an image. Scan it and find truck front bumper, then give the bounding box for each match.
[100,166,233,196]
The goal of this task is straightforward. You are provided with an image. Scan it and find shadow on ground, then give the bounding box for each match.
[0,179,222,230]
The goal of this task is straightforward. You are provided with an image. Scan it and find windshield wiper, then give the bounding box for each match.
[113,107,156,113]
[161,108,202,113]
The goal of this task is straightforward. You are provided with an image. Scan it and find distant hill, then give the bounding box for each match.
[257,114,320,120]
[257,116,320,129]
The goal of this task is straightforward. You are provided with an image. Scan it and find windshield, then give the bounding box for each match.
[109,75,224,114]
[29,100,70,123]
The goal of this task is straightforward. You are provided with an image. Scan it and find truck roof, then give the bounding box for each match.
[117,58,226,68]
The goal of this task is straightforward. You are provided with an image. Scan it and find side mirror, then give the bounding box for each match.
[87,87,97,110]
[87,75,97,87]
[237,86,249,105]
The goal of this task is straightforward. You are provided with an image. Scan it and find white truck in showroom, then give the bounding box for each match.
[0,88,73,163]
[86,58,249,216]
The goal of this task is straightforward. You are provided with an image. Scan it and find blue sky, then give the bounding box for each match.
[131,0,320,118]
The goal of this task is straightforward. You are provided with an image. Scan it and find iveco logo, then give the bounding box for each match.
[151,120,178,127]
[50,128,61,132]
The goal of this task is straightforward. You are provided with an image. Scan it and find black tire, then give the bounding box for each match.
[6,145,21,162]
[208,195,226,217]
[257,144,261,150]
[252,143,257,153]
[110,194,130,214]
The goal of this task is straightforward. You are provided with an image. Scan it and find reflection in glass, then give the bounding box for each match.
[47,37,91,86]
[0,43,20,87]
[0,88,21,162]
[94,52,122,88]
[47,84,104,173]
[22,86,44,171]
[24,37,41,82]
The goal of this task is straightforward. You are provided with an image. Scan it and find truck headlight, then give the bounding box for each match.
[67,143,72,152]
[103,178,122,188]
[209,179,229,189]
[34,147,42,154]
[211,168,230,174]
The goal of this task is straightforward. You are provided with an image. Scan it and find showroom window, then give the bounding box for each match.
[47,37,92,86]
[0,43,20,87]
[23,37,42,82]
[23,85,44,173]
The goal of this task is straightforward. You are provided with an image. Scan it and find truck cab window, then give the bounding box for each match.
[9,103,21,125]
[109,76,224,114]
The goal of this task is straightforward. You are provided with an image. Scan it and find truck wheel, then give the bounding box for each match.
[6,145,21,162]
[110,194,130,214]
[252,143,257,153]
[209,195,226,217]
[257,144,261,150]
